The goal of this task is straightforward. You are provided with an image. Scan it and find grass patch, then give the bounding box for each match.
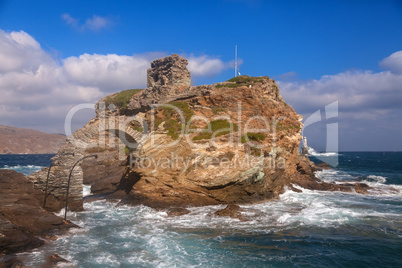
[227,75,266,84]
[215,75,268,89]
[163,101,193,123]
[193,119,238,141]
[153,101,194,140]
[240,132,266,143]
[104,89,143,109]
[276,123,301,132]
[250,146,262,156]
[130,121,143,132]
[211,106,227,114]
[164,119,180,140]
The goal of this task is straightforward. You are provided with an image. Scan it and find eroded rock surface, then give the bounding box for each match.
[0,170,75,266]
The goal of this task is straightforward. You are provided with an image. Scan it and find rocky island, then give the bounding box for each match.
[1,54,375,266]
[29,54,365,213]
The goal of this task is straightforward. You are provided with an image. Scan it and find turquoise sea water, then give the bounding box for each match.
[1,152,402,267]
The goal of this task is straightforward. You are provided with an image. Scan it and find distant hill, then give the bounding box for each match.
[0,125,66,154]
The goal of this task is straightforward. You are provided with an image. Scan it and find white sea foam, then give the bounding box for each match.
[1,164,43,175]
[315,169,355,183]
[19,169,402,267]
[307,147,339,157]
[365,175,387,184]
[82,184,91,197]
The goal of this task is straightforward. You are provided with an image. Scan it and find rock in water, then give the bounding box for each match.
[214,204,245,220]
[28,54,364,212]
[0,170,75,266]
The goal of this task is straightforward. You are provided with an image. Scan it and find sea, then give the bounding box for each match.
[1,152,401,267]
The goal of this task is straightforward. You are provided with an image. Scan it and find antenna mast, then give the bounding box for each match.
[235,45,237,77]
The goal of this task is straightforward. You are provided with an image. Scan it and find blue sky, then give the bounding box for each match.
[0,0,401,151]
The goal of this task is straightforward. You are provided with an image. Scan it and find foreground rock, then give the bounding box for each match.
[213,204,246,221]
[0,170,75,266]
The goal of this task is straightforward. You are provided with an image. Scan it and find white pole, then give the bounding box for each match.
[235,45,237,77]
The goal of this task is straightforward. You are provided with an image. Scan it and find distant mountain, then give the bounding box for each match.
[0,125,66,154]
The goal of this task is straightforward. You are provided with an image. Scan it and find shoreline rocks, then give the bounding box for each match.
[0,169,76,267]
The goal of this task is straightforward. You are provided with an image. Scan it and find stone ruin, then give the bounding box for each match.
[127,54,196,113]
[147,54,191,88]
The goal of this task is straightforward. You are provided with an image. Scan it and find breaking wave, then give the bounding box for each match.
[2,164,43,175]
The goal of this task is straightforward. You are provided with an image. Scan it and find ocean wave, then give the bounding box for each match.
[20,187,402,267]
[365,175,387,184]
[315,169,354,183]
[1,164,43,175]
[83,184,92,197]
[3,164,43,169]
[307,147,339,157]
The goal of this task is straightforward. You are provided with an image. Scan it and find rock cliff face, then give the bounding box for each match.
[29,54,349,211]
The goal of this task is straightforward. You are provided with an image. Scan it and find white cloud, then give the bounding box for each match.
[85,15,112,31]
[279,68,402,116]
[278,51,402,150]
[0,30,231,133]
[61,13,113,32]
[61,13,78,28]
[380,50,402,74]
[0,29,52,72]
[62,53,160,91]
[187,55,232,77]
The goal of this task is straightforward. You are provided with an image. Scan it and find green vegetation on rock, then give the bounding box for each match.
[227,75,266,83]
[276,123,301,133]
[250,146,262,156]
[215,75,268,89]
[163,101,193,123]
[157,101,194,140]
[211,106,227,114]
[105,89,143,109]
[193,119,238,141]
[240,132,266,143]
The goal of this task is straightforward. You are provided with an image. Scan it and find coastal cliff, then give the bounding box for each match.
[29,54,357,211]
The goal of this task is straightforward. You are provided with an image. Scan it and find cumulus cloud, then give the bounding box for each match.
[61,13,113,32]
[187,55,233,77]
[0,30,231,133]
[380,50,402,74]
[278,51,402,150]
[62,53,161,91]
[279,69,402,117]
[0,29,53,72]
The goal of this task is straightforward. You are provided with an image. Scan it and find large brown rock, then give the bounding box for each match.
[82,150,127,195]
[0,170,75,264]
